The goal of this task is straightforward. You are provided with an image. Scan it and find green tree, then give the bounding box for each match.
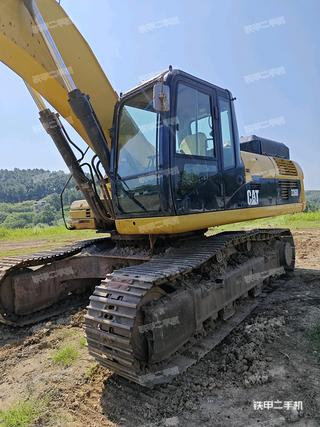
[0,212,8,223]
[34,205,56,226]
[2,212,34,229]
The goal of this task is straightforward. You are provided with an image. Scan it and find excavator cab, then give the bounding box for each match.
[66,64,303,235]
[113,70,245,219]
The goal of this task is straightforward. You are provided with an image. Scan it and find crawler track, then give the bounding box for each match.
[0,238,106,282]
[85,229,295,387]
[0,238,110,325]
[0,237,151,326]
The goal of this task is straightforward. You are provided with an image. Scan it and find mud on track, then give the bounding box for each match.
[0,230,319,427]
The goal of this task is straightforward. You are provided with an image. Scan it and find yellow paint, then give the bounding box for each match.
[297,167,306,209]
[115,203,304,235]
[241,151,276,181]
[70,209,91,220]
[0,0,118,148]
[241,152,304,182]
[70,219,96,230]
[241,151,306,210]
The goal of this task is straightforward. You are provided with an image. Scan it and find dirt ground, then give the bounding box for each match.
[0,230,320,427]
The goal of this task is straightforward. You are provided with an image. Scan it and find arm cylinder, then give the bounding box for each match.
[68,89,111,175]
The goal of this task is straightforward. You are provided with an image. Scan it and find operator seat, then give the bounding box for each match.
[180,133,207,156]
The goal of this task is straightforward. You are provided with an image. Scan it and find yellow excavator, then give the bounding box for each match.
[0,0,305,386]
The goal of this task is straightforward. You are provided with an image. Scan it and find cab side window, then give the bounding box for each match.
[176,84,216,158]
[218,97,236,169]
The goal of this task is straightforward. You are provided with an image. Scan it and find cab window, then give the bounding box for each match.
[116,87,161,214]
[218,97,236,169]
[175,84,215,158]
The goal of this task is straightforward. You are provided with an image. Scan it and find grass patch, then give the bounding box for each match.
[0,398,47,427]
[211,211,320,234]
[0,225,97,242]
[84,364,99,381]
[309,323,320,358]
[0,226,104,258]
[79,337,87,348]
[52,344,79,367]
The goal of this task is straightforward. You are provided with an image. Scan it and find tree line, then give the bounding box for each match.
[0,169,81,228]
[0,168,78,203]
[306,191,320,211]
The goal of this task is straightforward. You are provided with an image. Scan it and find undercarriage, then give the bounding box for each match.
[0,238,149,326]
[0,229,294,386]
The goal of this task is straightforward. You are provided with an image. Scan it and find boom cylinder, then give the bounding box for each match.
[39,109,114,230]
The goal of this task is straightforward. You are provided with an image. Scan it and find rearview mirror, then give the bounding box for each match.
[153,82,170,112]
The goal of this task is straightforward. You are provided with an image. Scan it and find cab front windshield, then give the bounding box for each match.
[116,87,161,214]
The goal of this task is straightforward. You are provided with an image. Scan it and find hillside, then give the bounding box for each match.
[0,169,78,203]
[0,169,80,228]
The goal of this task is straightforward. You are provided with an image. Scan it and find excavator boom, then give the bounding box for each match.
[0,0,118,148]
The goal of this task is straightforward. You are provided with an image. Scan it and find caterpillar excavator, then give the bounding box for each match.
[0,0,305,386]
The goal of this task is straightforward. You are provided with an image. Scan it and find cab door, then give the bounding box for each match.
[171,81,224,214]
[217,93,246,209]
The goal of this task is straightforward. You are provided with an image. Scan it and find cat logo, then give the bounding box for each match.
[247,189,260,206]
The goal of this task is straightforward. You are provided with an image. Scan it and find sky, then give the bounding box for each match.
[0,0,319,189]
